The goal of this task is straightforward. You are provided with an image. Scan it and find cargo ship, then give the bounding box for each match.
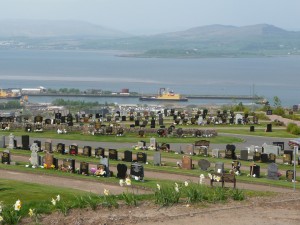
[139,88,188,102]
[0,89,22,100]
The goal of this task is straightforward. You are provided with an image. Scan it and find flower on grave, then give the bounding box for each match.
[51,198,56,206]
[28,208,34,217]
[119,179,125,187]
[208,173,213,180]
[125,178,131,186]
[214,176,221,182]
[184,181,189,187]
[157,184,161,190]
[56,195,60,202]
[14,199,21,211]
[235,171,240,176]
[44,163,47,168]
[175,182,179,188]
[25,164,29,168]
[90,167,97,174]
[32,165,36,169]
[199,174,205,184]
[51,164,55,169]
[104,189,110,196]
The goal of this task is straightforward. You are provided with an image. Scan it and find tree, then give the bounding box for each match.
[273,96,281,108]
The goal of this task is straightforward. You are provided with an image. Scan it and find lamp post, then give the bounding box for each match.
[293,146,298,191]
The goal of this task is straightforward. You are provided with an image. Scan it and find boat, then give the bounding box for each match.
[0,89,22,100]
[139,88,188,102]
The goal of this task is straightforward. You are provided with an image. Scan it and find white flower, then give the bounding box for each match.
[104,189,110,196]
[175,186,179,193]
[253,174,256,178]
[0,216,3,222]
[208,173,213,179]
[28,208,34,217]
[184,181,189,187]
[200,174,205,179]
[125,178,131,186]
[32,165,36,169]
[157,184,161,190]
[14,199,21,211]
[175,182,179,188]
[215,176,221,182]
[51,198,56,206]
[25,165,29,168]
[56,195,60,202]
[235,171,240,176]
[119,179,124,187]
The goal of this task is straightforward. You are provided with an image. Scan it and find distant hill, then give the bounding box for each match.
[0,20,129,38]
[1,22,300,58]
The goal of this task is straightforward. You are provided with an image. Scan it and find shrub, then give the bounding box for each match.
[291,126,300,135]
[287,123,297,132]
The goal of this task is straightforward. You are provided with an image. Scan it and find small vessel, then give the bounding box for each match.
[0,89,22,100]
[139,88,188,101]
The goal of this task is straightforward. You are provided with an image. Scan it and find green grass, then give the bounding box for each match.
[219,128,297,138]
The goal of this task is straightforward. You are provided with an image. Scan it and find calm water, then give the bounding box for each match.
[0,49,299,106]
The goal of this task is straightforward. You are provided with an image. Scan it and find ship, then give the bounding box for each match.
[139,88,188,102]
[0,89,22,100]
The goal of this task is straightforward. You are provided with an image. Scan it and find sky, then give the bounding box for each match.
[0,0,300,34]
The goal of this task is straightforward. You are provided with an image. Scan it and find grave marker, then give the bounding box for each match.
[80,162,89,175]
[267,163,279,180]
[182,156,192,170]
[1,150,10,164]
[117,164,127,179]
[130,163,144,180]
[153,152,161,166]
[198,159,210,171]
[109,149,118,160]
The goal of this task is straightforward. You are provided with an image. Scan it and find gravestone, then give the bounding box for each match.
[80,162,89,175]
[121,116,126,121]
[136,152,147,163]
[267,163,279,180]
[1,150,10,164]
[38,155,44,166]
[283,154,292,164]
[57,143,66,154]
[22,135,30,150]
[44,153,54,169]
[250,164,260,178]
[109,149,118,160]
[262,143,280,156]
[266,124,272,132]
[69,144,78,155]
[53,157,59,169]
[137,141,145,148]
[185,144,194,155]
[261,153,269,163]
[123,150,132,162]
[182,156,192,170]
[266,110,272,115]
[99,157,110,177]
[117,164,127,179]
[130,162,144,180]
[135,120,140,127]
[95,147,105,158]
[62,158,75,173]
[211,149,220,158]
[82,146,92,157]
[153,152,161,166]
[215,162,224,173]
[286,170,295,182]
[160,143,170,151]
[284,150,293,162]
[250,126,255,132]
[150,138,156,148]
[198,159,210,171]
[232,160,241,173]
[0,136,5,148]
[240,150,249,161]
[25,124,32,132]
[30,143,39,166]
[273,142,284,151]
[34,140,42,151]
[269,153,276,163]
[44,140,53,153]
[253,152,261,162]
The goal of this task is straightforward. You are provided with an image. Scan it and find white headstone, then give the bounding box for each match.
[30,143,39,166]
[8,133,15,149]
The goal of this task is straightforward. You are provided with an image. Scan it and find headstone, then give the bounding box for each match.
[283,150,293,162]
[266,110,272,115]
[25,124,32,132]
[62,158,75,173]
[0,136,5,148]
[286,170,295,182]
[160,143,170,151]
[69,144,78,155]
[260,153,269,163]
[33,140,42,151]
[99,157,110,177]
[57,143,66,154]
[225,144,236,159]
[198,159,210,171]
[250,126,255,132]
[266,124,272,132]
[30,143,39,166]
[185,144,194,155]
[182,156,192,170]
[109,149,118,160]
[232,160,241,173]
[44,153,54,169]
[82,146,92,157]
[250,164,260,178]
[215,162,224,173]
[267,163,279,180]
[38,155,44,166]
[273,142,284,151]
[130,162,144,180]
[150,138,156,148]
[283,153,292,164]
[269,153,276,163]
[21,135,30,150]
[80,162,89,175]
[211,149,220,158]
[44,140,53,153]
[117,164,127,179]
[253,152,261,162]
[123,150,132,162]
[240,150,249,161]
[262,143,280,156]
[153,152,161,166]
[136,152,147,163]
[95,147,105,158]
[1,150,10,164]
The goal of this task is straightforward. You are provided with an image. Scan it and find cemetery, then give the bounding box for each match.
[0,105,300,224]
